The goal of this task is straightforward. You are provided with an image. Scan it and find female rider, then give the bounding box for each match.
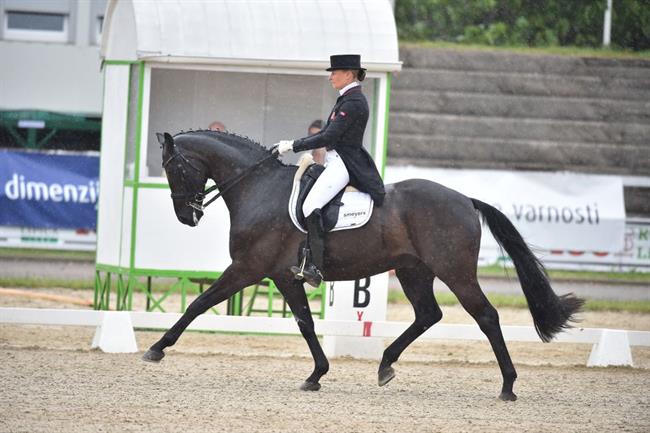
[275,54,385,287]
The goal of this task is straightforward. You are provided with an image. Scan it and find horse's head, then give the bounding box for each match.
[158,132,207,227]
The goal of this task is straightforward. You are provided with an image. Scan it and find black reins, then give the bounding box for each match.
[163,147,279,211]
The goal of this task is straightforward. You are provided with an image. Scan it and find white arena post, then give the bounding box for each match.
[587,329,633,367]
[91,311,138,353]
[0,308,137,354]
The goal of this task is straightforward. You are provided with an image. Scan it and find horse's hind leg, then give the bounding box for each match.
[443,274,518,401]
[378,263,442,386]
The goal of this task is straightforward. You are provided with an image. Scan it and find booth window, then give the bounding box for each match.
[4,11,68,43]
[145,68,376,178]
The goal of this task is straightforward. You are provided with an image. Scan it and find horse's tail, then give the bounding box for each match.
[471,198,584,342]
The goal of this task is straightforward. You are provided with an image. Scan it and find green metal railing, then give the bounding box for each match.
[94,265,325,319]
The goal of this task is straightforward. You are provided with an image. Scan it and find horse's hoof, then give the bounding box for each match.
[499,391,517,401]
[142,349,165,363]
[300,381,321,391]
[378,367,395,387]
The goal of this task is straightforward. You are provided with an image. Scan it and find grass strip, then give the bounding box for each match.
[388,290,650,314]
[0,277,95,291]
[0,247,95,262]
[400,40,650,59]
[478,264,650,284]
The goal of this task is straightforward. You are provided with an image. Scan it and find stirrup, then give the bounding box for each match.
[290,258,322,287]
[295,267,322,288]
[291,255,308,280]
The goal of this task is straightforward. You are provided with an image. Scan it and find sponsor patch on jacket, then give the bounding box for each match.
[339,111,347,117]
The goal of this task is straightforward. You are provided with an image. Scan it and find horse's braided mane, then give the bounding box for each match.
[173,129,289,167]
[173,129,265,149]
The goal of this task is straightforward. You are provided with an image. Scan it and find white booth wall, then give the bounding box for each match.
[96,64,129,268]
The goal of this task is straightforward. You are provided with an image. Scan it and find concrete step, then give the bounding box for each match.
[390,89,650,123]
[387,133,650,174]
[389,112,650,145]
[393,69,650,101]
[388,47,650,179]
[400,46,650,80]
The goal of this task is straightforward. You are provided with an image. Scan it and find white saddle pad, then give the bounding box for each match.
[288,155,374,233]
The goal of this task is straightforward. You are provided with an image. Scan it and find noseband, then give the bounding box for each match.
[163,148,278,212]
[163,151,211,211]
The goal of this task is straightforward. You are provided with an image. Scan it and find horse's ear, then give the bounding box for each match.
[156,132,165,146]
[158,132,175,154]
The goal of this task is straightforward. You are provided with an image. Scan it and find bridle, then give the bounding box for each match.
[163,147,278,212]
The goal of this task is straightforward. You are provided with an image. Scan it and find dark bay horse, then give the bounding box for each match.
[143,130,583,401]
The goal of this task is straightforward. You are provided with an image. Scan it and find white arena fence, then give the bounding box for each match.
[1,308,648,368]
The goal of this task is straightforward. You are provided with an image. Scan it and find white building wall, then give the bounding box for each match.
[0,0,107,115]
[0,41,102,115]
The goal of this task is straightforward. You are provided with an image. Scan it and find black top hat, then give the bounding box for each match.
[326,54,366,72]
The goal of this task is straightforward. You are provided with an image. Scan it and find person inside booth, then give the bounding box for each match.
[208,120,226,132]
[307,119,325,165]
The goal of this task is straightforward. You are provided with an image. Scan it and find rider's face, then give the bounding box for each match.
[329,70,355,90]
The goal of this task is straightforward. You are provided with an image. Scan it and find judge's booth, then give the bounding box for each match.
[95,0,400,356]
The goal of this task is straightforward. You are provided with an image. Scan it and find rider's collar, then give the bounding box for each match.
[339,81,360,96]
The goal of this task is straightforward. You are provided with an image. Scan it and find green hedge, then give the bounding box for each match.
[395,0,650,51]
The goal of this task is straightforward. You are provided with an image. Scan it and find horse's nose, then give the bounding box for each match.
[177,209,203,227]
[177,212,197,227]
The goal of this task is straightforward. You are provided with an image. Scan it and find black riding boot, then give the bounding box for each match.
[290,210,325,288]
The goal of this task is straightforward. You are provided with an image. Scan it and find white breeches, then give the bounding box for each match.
[302,150,350,217]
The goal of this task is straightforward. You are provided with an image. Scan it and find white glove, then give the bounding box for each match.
[276,140,294,155]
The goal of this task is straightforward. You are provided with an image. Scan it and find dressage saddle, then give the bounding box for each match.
[294,164,345,232]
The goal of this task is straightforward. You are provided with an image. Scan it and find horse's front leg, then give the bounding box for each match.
[274,276,329,391]
[143,264,262,362]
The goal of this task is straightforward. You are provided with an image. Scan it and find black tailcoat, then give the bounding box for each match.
[293,86,385,205]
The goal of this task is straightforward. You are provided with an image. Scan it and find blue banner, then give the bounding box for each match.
[0,150,99,230]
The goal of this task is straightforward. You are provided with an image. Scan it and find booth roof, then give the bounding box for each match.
[101,0,401,72]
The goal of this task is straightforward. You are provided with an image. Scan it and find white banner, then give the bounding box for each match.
[0,226,96,251]
[385,166,626,252]
[539,219,650,272]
